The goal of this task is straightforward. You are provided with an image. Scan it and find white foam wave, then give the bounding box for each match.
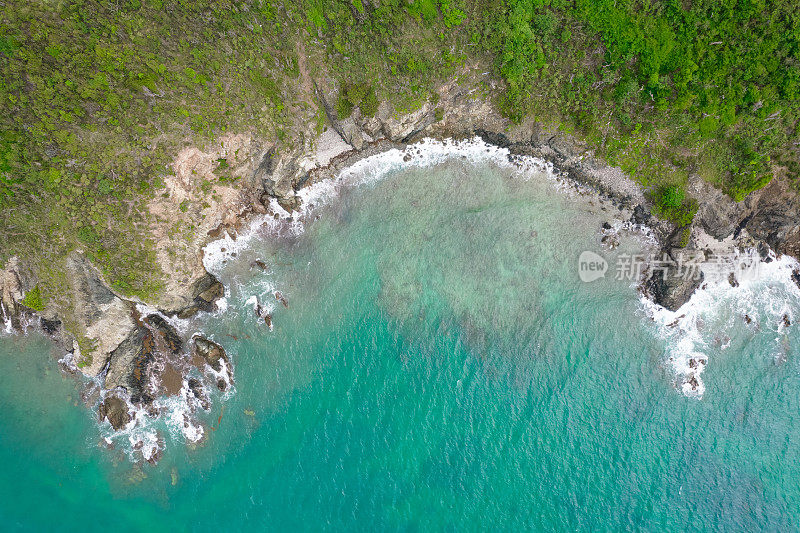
[58,349,79,373]
[97,372,214,463]
[202,137,556,276]
[134,303,192,336]
[95,391,162,462]
[643,252,800,398]
[0,303,12,335]
[204,357,235,401]
[161,383,206,443]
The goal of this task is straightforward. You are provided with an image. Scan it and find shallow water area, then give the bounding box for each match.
[3,141,800,530]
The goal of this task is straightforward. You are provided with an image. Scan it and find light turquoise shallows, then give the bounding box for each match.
[2,159,799,531]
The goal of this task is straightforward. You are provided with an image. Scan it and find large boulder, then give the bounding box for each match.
[175,273,224,319]
[192,336,229,373]
[98,394,131,430]
[744,179,800,256]
[644,263,704,312]
[691,179,741,240]
[146,314,183,354]
[104,324,152,403]
[105,314,185,404]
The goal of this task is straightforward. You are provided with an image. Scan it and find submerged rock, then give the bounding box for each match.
[98,395,131,430]
[275,291,288,308]
[159,363,184,396]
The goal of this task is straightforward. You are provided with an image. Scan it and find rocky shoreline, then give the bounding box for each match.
[1,75,799,461]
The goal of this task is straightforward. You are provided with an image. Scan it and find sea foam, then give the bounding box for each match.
[642,250,800,398]
[202,137,554,275]
[202,136,800,403]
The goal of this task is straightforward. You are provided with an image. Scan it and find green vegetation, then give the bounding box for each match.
[336,83,379,119]
[20,285,45,312]
[649,185,698,227]
[0,0,798,316]
[472,0,799,200]
[74,335,97,368]
[0,0,297,307]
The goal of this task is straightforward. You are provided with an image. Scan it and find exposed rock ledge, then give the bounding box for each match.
[2,73,799,443]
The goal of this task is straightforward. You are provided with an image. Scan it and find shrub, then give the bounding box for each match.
[21,285,46,312]
[336,83,378,119]
[649,185,698,226]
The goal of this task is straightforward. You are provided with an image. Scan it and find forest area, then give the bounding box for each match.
[0,0,798,303]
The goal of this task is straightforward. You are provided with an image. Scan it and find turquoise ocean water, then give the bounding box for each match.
[2,142,800,530]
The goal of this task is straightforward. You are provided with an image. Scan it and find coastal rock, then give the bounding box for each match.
[98,394,131,430]
[148,133,256,315]
[64,254,139,376]
[105,313,185,404]
[187,378,210,410]
[254,146,278,194]
[0,258,28,330]
[691,178,741,240]
[192,336,229,373]
[744,178,800,256]
[145,314,183,354]
[667,225,691,249]
[175,273,224,319]
[277,194,301,212]
[40,317,61,335]
[24,65,800,453]
[361,115,384,139]
[339,118,365,150]
[757,241,773,262]
[474,129,512,149]
[382,104,434,142]
[644,260,705,311]
[792,269,800,291]
[631,204,651,225]
[547,131,582,159]
[104,324,151,401]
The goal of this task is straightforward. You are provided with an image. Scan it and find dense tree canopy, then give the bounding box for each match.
[0,0,798,300]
